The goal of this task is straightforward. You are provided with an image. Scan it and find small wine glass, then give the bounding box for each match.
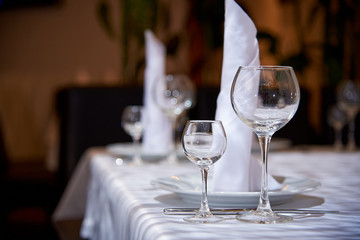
[121,105,144,166]
[182,120,227,223]
[154,74,196,164]
[231,66,300,224]
[327,105,347,151]
[337,80,360,151]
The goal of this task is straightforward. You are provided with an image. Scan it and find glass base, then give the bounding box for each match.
[236,210,293,224]
[183,213,224,224]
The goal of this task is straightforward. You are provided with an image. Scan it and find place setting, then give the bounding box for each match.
[104,0,327,224]
[151,66,324,224]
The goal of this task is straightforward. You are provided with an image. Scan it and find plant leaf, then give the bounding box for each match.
[96,0,116,39]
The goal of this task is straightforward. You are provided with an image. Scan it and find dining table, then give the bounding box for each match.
[52,143,360,240]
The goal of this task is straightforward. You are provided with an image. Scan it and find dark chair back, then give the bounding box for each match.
[56,86,143,188]
[189,86,219,120]
[276,88,316,145]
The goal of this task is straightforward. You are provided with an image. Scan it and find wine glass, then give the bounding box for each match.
[121,105,144,166]
[182,120,227,223]
[154,74,196,164]
[337,80,360,151]
[327,105,347,151]
[230,66,300,224]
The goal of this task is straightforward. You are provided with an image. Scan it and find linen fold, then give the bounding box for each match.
[142,30,172,155]
[213,0,281,192]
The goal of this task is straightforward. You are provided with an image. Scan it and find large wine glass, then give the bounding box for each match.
[121,105,144,166]
[154,74,196,164]
[231,66,300,224]
[182,120,227,223]
[337,80,360,151]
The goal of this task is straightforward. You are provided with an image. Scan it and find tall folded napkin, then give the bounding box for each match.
[142,30,172,154]
[213,0,281,192]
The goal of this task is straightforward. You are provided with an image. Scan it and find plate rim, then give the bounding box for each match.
[151,174,321,197]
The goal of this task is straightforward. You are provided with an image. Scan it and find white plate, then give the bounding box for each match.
[106,143,186,162]
[151,175,321,207]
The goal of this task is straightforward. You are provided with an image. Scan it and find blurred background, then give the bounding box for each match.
[0,0,359,239]
[1,0,360,166]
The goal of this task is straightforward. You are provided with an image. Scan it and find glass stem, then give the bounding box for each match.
[334,127,343,151]
[347,117,356,151]
[257,134,272,213]
[132,137,142,166]
[199,167,211,217]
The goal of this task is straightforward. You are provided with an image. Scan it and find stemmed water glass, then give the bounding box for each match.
[230,66,300,224]
[182,120,227,223]
[154,74,196,164]
[337,80,360,151]
[121,105,144,166]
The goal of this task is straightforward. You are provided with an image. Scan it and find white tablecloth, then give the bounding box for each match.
[53,147,360,240]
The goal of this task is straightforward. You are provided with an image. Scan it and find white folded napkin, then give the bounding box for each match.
[142,30,172,155]
[213,0,281,192]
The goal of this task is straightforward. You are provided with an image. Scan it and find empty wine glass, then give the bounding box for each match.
[121,105,144,166]
[337,80,360,151]
[154,74,196,164]
[327,105,347,151]
[231,66,300,224]
[182,120,227,223]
